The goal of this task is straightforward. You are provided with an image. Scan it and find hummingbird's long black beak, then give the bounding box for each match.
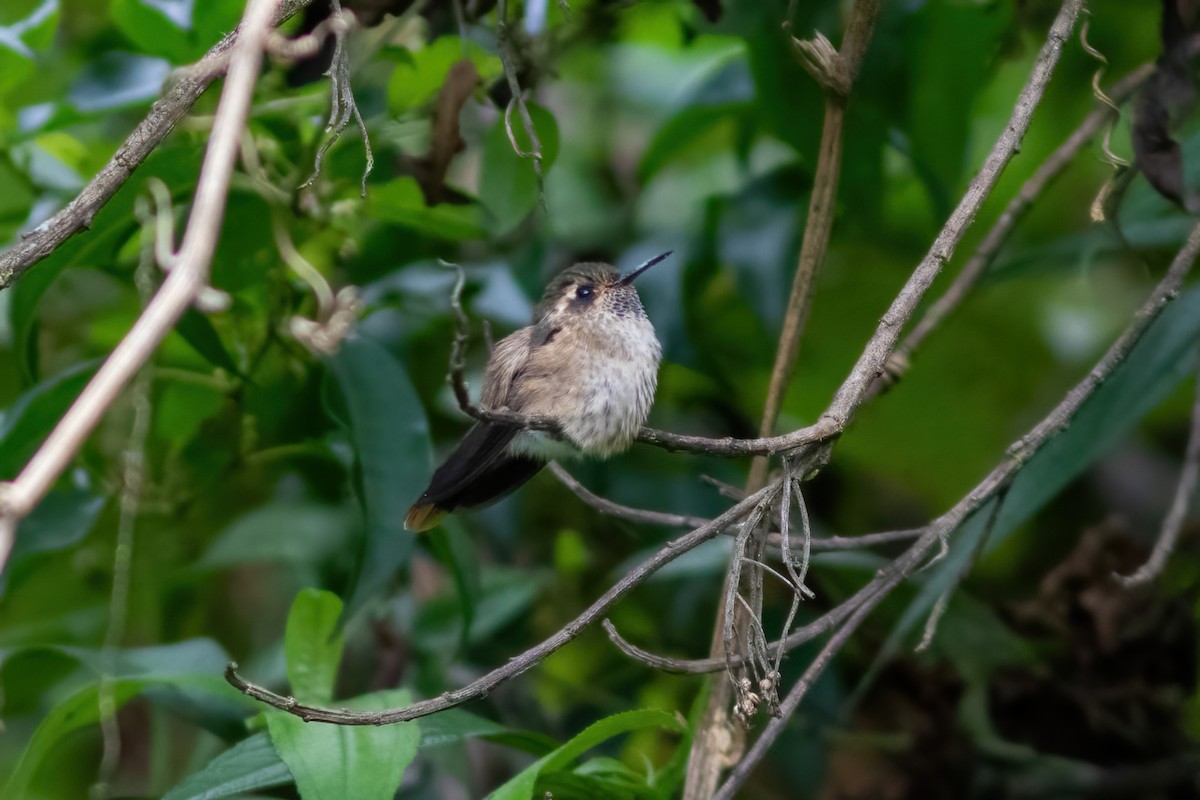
[619,251,673,286]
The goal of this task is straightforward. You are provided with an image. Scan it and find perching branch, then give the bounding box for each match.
[0,0,286,572]
[0,0,314,291]
[226,483,780,725]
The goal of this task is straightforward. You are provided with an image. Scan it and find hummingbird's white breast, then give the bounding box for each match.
[508,306,661,460]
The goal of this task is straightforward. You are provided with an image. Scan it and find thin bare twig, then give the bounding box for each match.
[687,0,880,792]
[298,0,374,195]
[225,483,780,725]
[548,463,710,528]
[1116,368,1200,586]
[914,486,1006,653]
[497,0,546,210]
[0,0,285,571]
[0,0,314,291]
[875,61,1158,392]
[711,218,1200,797]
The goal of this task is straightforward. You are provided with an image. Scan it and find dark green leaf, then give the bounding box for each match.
[197,502,353,570]
[488,709,685,800]
[3,485,103,594]
[864,286,1200,696]
[480,103,561,236]
[0,360,97,478]
[162,733,293,800]
[326,335,431,619]
[174,307,248,380]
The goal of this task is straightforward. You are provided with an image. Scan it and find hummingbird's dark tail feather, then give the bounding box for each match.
[404,423,545,532]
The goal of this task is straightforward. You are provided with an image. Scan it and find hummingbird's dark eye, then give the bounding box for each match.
[575,285,594,299]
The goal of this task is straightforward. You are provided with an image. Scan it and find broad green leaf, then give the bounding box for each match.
[905,0,1011,217]
[266,688,420,800]
[370,178,486,241]
[326,335,431,619]
[197,502,353,570]
[0,360,97,478]
[0,0,58,93]
[283,588,344,704]
[110,0,196,63]
[480,103,560,236]
[162,733,292,800]
[2,672,242,798]
[174,307,248,380]
[639,55,754,181]
[386,36,502,114]
[488,709,686,800]
[168,709,528,800]
[3,680,142,798]
[2,485,104,594]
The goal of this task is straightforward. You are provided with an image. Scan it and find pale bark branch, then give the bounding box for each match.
[0,0,286,570]
[0,0,314,291]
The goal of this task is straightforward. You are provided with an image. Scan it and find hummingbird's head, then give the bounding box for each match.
[533,252,672,325]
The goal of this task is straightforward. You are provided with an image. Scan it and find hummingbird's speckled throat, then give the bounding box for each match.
[405,253,671,532]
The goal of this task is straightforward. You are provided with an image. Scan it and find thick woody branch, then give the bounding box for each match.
[712,219,1200,797]
[0,0,285,569]
[0,0,314,291]
[688,2,884,792]
[628,0,1083,462]
[226,484,778,725]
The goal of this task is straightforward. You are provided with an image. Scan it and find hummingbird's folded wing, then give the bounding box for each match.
[404,422,543,531]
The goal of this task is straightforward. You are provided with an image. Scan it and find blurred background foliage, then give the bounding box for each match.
[1,0,1199,797]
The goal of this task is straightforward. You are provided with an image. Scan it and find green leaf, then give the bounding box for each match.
[488,709,686,800]
[326,335,431,619]
[0,360,97,478]
[905,0,1011,216]
[3,672,242,798]
[174,307,248,380]
[110,0,196,63]
[3,680,142,797]
[197,502,353,570]
[0,0,58,93]
[370,178,486,241]
[2,485,104,594]
[162,733,292,800]
[386,36,502,114]
[266,688,420,800]
[283,588,344,704]
[480,103,561,236]
[168,709,524,800]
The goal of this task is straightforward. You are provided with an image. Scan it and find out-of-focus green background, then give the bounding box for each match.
[2,0,1198,797]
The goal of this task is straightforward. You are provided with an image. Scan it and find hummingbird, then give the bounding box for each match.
[404,252,672,532]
